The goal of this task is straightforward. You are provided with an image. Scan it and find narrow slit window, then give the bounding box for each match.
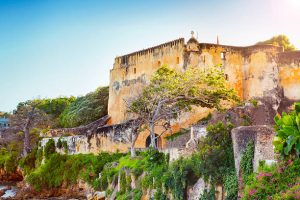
[225,74,229,80]
[221,52,226,60]
[158,61,161,66]
[134,68,136,74]
[176,57,180,64]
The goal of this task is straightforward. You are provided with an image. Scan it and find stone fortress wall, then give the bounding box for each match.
[44,34,300,153]
[107,35,300,150]
[109,36,300,125]
[108,38,185,125]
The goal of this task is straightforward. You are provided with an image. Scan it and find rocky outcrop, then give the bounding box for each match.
[15,181,87,199]
[0,168,23,183]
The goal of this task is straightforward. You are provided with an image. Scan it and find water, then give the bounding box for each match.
[0,184,17,198]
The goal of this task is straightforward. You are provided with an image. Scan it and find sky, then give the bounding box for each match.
[0,0,299,112]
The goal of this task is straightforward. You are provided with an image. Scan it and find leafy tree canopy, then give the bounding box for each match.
[127,65,239,148]
[59,86,109,128]
[256,35,296,51]
[273,102,300,158]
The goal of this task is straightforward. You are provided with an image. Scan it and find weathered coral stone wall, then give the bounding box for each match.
[108,38,185,125]
[231,125,275,176]
[107,36,300,150]
[278,51,300,100]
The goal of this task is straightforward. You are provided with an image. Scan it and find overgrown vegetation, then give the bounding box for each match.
[59,86,109,128]
[23,152,123,191]
[127,65,239,149]
[273,102,300,158]
[90,122,238,200]
[243,159,300,199]
[240,141,254,184]
[256,34,296,51]
[0,147,18,173]
[243,102,300,199]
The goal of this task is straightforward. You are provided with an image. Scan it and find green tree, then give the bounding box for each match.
[59,86,109,128]
[10,101,50,156]
[31,97,75,127]
[126,65,239,149]
[256,35,296,51]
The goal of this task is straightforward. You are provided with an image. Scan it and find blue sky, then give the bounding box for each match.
[0,0,299,112]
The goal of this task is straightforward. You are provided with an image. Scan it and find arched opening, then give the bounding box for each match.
[146,134,161,149]
[176,57,180,64]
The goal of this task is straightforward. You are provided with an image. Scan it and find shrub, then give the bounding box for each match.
[0,148,18,173]
[197,122,235,184]
[59,86,109,128]
[273,102,300,158]
[57,138,63,149]
[240,141,254,183]
[243,159,300,199]
[26,152,123,191]
[224,170,238,200]
[44,139,56,159]
[199,187,215,200]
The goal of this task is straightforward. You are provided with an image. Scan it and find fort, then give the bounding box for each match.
[42,33,300,153]
[108,35,300,125]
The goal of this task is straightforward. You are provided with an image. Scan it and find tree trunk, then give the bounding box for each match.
[23,125,30,156]
[130,145,136,157]
[150,123,157,149]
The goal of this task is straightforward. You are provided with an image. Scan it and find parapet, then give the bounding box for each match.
[113,38,185,68]
[278,51,300,65]
[197,42,283,56]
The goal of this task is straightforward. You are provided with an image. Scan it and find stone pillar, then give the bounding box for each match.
[231,125,275,198]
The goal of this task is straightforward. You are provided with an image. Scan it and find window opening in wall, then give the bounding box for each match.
[176,57,180,64]
[225,74,229,80]
[134,68,136,74]
[221,52,226,60]
[202,56,206,64]
[158,61,161,66]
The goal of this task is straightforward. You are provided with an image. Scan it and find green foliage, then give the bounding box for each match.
[249,99,258,107]
[224,170,238,200]
[57,138,63,149]
[197,122,235,184]
[128,65,239,148]
[240,141,254,183]
[29,97,75,127]
[59,86,109,128]
[199,187,215,200]
[132,189,143,200]
[26,152,123,191]
[256,34,296,51]
[154,188,167,200]
[241,114,251,126]
[0,147,19,173]
[44,139,56,159]
[19,148,38,175]
[165,128,189,141]
[243,159,300,199]
[62,141,68,153]
[273,102,300,158]
[164,157,195,200]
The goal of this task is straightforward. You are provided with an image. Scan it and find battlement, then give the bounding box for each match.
[278,51,300,65]
[114,38,185,68]
[197,43,283,55]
